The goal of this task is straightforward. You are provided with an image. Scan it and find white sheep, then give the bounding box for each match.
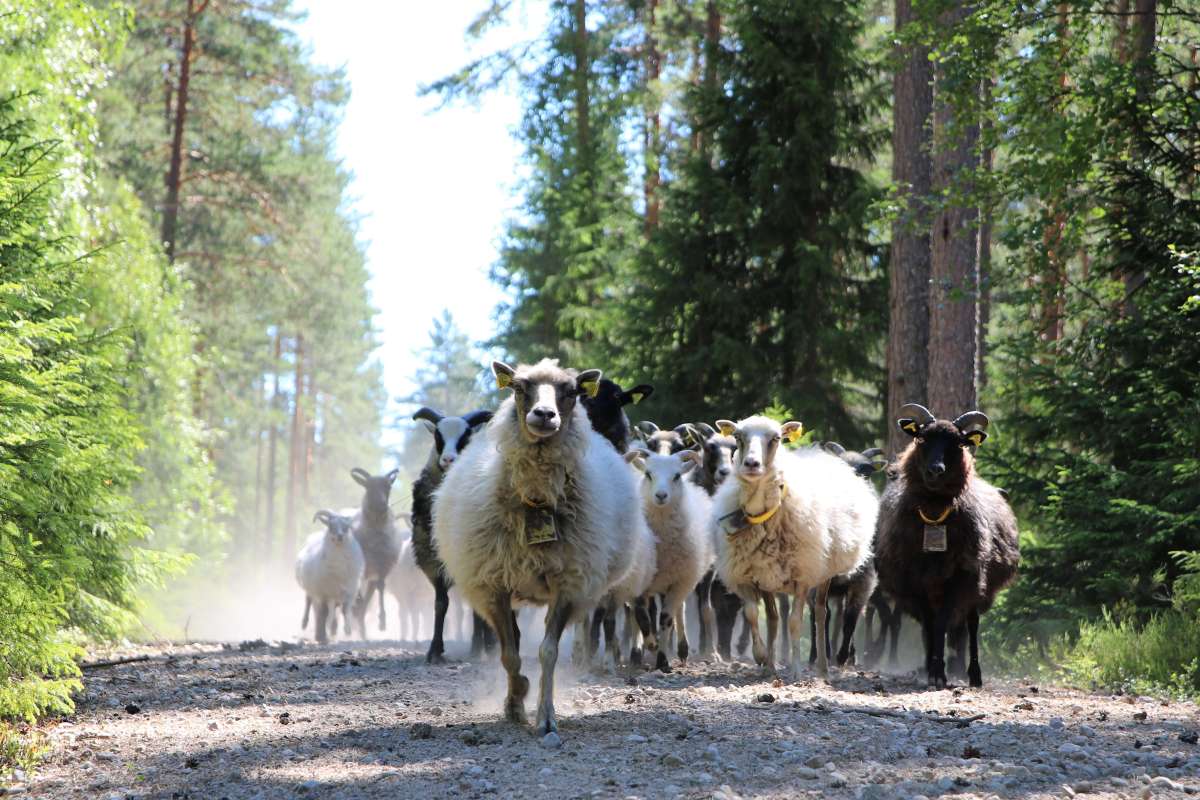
[432,359,648,741]
[624,449,713,671]
[712,416,877,679]
[584,521,657,673]
[296,510,365,644]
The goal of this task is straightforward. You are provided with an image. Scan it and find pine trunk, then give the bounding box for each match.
[283,334,305,562]
[927,3,981,417]
[264,332,281,564]
[886,0,934,456]
[643,0,661,234]
[573,0,590,174]
[162,0,200,264]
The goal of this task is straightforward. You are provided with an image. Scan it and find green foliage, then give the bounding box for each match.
[1061,609,1200,699]
[0,724,48,784]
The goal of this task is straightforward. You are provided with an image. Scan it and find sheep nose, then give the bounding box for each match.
[655,490,668,503]
[927,463,946,477]
[441,454,456,465]
[744,457,760,469]
[532,407,557,421]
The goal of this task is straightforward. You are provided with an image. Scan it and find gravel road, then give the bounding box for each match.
[12,640,1200,800]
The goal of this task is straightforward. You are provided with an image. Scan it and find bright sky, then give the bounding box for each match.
[294,2,546,436]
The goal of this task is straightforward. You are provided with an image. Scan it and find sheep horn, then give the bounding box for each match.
[823,441,846,456]
[635,420,660,435]
[313,510,332,525]
[350,467,371,487]
[898,403,936,426]
[952,411,990,435]
[861,447,884,458]
[694,422,716,439]
[413,407,443,425]
[463,410,493,429]
[674,423,700,448]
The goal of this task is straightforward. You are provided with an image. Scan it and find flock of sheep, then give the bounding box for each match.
[295,358,1020,744]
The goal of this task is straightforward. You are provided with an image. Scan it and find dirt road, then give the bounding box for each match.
[14,641,1200,800]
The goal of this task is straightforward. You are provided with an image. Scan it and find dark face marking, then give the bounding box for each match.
[514,378,580,439]
[909,420,971,492]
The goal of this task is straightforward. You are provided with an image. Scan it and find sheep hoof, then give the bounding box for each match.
[677,642,689,663]
[426,651,446,665]
[629,647,643,666]
[540,731,562,749]
[504,701,527,726]
[928,673,947,689]
[655,651,672,673]
[968,664,982,688]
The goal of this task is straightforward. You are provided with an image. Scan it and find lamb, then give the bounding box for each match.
[431,358,649,740]
[348,467,402,638]
[624,449,713,671]
[580,378,653,452]
[296,510,365,644]
[411,406,495,663]
[874,404,1020,688]
[806,441,887,667]
[712,416,877,678]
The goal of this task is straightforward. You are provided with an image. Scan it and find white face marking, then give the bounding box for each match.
[524,382,561,437]
[435,417,470,470]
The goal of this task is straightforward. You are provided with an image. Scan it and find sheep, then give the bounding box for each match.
[297,510,365,645]
[689,422,742,660]
[633,420,699,455]
[411,406,495,663]
[624,449,713,671]
[580,378,653,452]
[431,358,649,740]
[712,416,877,679]
[874,404,1020,688]
[590,520,658,673]
[348,467,402,638]
[806,442,887,667]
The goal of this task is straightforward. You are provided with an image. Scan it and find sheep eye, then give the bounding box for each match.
[771,435,781,444]
[673,474,681,482]
[644,472,651,481]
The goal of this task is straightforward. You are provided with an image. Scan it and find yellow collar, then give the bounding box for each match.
[917,504,953,525]
[744,483,787,525]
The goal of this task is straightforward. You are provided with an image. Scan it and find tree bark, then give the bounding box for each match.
[162,0,206,263]
[283,334,305,563]
[643,0,661,234]
[886,0,934,456]
[264,331,281,564]
[572,0,590,178]
[927,2,981,417]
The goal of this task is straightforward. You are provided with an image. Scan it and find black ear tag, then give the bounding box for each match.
[923,525,947,552]
[523,506,559,546]
[718,508,748,537]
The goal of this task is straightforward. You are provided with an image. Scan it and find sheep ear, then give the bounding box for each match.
[716,419,737,437]
[623,450,647,470]
[679,450,700,473]
[350,468,371,487]
[413,406,443,425]
[781,421,803,443]
[674,423,700,448]
[694,422,716,439]
[576,368,602,398]
[953,411,990,447]
[823,441,846,456]
[386,469,400,485]
[624,384,653,405]
[897,418,921,437]
[492,361,516,390]
[635,420,660,437]
[418,418,437,434]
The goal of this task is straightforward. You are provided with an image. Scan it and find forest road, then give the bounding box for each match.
[20,641,1200,800]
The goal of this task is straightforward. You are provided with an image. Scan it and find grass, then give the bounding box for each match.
[0,722,48,786]
[1059,609,1200,700]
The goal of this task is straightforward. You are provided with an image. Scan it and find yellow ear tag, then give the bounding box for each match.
[783,425,804,444]
[718,422,736,436]
[581,380,599,398]
[903,421,918,433]
[967,432,984,446]
[496,371,512,389]
[630,392,644,404]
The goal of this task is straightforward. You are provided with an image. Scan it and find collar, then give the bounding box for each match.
[917,504,953,525]
[744,483,787,525]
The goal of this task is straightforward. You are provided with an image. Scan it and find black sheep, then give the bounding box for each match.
[580,378,653,452]
[411,406,494,663]
[874,404,1019,688]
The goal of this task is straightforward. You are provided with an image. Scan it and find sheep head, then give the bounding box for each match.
[697,422,737,485]
[823,442,888,480]
[896,404,991,495]
[624,449,699,507]
[715,416,803,484]
[350,467,399,515]
[634,419,699,454]
[493,358,601,442]
[415,406,493,471]
[314,510,354,544]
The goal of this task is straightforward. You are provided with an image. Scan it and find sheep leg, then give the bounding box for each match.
[535,598,574,737]
[669,589,690,665]
[427,573,450,664]
[712,580,739,661]
[777,593,791,662]
[739,588,771,674]
[588,607,605,661]
[837,593,864,667]
[602,599,619,673]
[966,609,982,688]
[315,601,330,645]
[694,571,715,659]
[926,603,950,689]
[787,591,806,678]
[762,591,780,668]
[330,603,339,636]
[375,579,387,632]
[620,604,636,666]
[887,606,902,667]
[631,596,653,666]
[302,596,312,631]
[486,591,527,726]
[947,623,968,678]
[807,590,817,664]
[813,580,831,679]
